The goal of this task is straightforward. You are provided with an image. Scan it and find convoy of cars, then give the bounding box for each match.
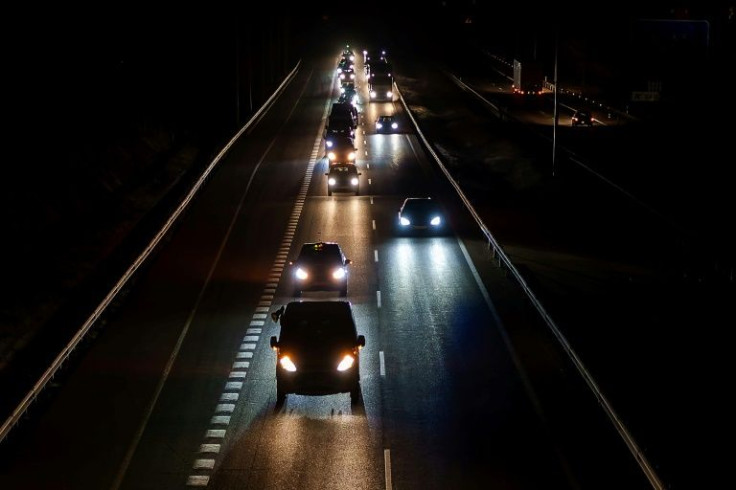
[272,45,446,406]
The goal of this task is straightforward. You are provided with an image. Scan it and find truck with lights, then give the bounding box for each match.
[512,58,545,95]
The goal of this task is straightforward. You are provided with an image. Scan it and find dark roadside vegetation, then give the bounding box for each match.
[1,9,321,421]
[392,8,736,489]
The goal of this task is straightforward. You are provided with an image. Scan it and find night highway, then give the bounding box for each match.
[2,5,734,490]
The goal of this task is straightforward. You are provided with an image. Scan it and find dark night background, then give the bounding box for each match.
[1,6,734,481]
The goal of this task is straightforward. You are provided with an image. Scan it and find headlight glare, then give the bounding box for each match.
[337,354,355,371]
[279,355,297,372]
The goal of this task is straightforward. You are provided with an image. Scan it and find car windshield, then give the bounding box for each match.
[280,304,356,344]
[298,243,342,263]
[405,199,437,212]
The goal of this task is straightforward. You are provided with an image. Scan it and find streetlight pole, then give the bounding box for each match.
[552,25,559,177]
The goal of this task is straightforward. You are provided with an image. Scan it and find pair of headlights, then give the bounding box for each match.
[278,353,355,372]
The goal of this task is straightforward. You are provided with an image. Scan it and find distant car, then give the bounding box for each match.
[338,90,359,107]
[326,163,361,196]
[324,120,355,144]
[375,115,398,133]
[340,80,356,93]
[397,197,445,233]
[571,110,594,126]
[337,58,353,73]
[339,67,356,81]
[325,136,357,164]
[290,241,352,296]
[270,300,365,406]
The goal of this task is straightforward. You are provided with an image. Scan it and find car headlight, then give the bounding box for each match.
[350,177,359,186]
[400,217,410,226]
[295,267,308,280]
[370,91,377,98]
[337,354,355,371]
[430,216,441,226]
[332,267,346,280]
[376,122,383,129]
[391,122,398,129]
[327,151,336,161]
[279,355,297,372]
[348,152,356,161]
[328,177,336,186]
[386,91,393,98]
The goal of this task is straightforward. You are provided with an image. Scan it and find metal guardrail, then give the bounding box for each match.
[0,61,302,445]
[394,80,665,490]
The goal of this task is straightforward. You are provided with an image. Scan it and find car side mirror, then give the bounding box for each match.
[325,172,329,176]
[270,336,279,350]
[358,172,362,176]
[271,305,285,323]
[357,334,366,348]
[344,259,352,265]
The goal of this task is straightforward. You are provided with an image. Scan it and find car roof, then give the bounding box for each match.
[279,301,357,341]
[297,241,344,258]
[328,163,358,172]
[331,137,355,147]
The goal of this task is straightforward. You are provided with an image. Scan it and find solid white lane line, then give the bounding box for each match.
[384,449,393,490]
[377,290,381,308]
[379,351,385,377]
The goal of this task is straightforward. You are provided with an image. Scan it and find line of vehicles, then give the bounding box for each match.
[270,45,447,408]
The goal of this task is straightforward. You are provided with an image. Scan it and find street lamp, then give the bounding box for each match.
[552,25,559,177]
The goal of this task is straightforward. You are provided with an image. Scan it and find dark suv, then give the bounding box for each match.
[290,242,351,296]
[270,301,366,406]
